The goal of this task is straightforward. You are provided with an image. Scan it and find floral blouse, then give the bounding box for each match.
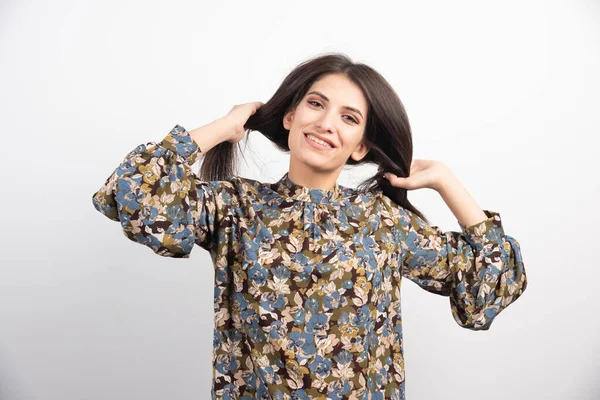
[92,124,528,400]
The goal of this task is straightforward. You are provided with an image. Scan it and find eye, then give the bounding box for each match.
[307,100,359,124]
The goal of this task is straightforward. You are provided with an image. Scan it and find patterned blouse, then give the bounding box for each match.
[92,124,527,400]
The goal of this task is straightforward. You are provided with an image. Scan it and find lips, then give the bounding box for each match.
[304,132,336,148]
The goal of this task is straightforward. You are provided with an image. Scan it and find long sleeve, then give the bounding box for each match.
[91,124,237,258]
[398,209,527,331]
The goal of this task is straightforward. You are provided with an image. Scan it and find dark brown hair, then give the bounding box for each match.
[199,52,428,223]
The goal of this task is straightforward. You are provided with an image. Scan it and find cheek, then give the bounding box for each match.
[288,129,303,152]
[347,131,366,150]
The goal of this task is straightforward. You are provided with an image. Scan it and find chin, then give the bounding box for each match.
[303,158,339,174]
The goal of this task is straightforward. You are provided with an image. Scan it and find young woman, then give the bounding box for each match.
[92,53,527,400]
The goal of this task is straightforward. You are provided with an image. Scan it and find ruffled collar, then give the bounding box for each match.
[274,172,343,205]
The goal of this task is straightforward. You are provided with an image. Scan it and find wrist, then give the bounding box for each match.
[434,165,457,193]
[189,117,236,153]
[214,116,238,142]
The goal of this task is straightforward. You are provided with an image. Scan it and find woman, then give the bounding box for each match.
[92,53,527,400]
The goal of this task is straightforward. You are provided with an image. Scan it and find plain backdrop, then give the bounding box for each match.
[1,1,599,399]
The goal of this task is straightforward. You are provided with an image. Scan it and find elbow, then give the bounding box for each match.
[122,220,195,258]
[92,188,119,221]
[452,303,498,331]
[464,307,498,331]
[110,176,196,258]
[451,234,527,331]
[453,284,527,331]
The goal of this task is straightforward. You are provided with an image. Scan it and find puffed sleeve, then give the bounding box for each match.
[398,209,527,331]
[91,124,238,258]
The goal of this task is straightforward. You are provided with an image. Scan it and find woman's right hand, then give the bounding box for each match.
[225,102,265,144]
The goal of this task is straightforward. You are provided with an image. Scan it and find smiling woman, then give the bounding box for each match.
[282,73,371,191]
[92,52,527,400]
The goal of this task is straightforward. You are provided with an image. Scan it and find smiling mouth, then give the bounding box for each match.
[304,133,335,149]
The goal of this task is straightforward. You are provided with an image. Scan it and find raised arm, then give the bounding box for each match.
[91,118,239,257]
[386,160,527,330]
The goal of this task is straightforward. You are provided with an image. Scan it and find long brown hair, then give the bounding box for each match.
[199,52,428,223]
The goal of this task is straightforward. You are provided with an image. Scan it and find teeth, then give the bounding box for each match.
[306,134,332,148]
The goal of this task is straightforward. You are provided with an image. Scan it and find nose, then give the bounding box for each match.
[315,110,335,132]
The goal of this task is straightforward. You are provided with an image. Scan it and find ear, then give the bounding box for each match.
[350,140,370,162]
[283,107,295,130]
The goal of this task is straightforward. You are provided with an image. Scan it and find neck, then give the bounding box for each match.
[287,162,341,191]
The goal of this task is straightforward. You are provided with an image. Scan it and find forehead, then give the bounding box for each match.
[307,74,367,115]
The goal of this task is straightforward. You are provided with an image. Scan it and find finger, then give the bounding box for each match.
[385,173,410,188]
[252,102,264,114]
[385,173,400,183]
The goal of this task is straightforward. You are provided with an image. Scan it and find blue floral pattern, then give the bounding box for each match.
[92,125,528,399]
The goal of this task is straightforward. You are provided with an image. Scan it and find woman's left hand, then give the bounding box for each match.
[384,159,450,192]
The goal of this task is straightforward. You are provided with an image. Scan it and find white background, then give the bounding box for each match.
[1,0,599,399]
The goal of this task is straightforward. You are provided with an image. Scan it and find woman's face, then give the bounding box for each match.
[283,73,370,174]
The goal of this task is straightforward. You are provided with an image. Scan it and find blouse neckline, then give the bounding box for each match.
[274,172,343,205]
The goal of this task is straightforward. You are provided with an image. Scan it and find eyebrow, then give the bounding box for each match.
[307,91,364,120]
